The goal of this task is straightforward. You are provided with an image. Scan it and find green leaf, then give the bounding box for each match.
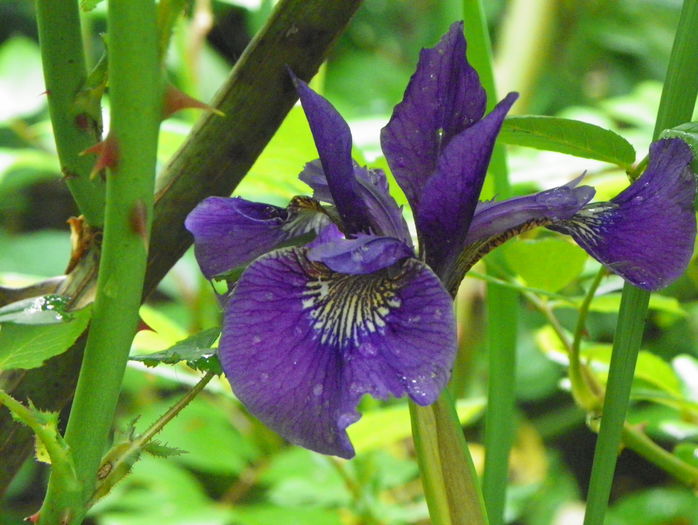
[0,37,45,122]
[535,326,683,396]
[503,237,587,293]
[130,327,222,374]
[499,116,636,168]
[660,122,698,170]
[562,292,686,316]
[142,441,187,458]
[0,305,92,370]
[0,295,73,325]
[348,398,485,453]
[80,0,104,12]
[132,397,258,475]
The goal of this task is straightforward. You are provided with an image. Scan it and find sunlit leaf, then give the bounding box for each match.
[561,293,686,317]
[0,36,45,121]
[348,398,485,453]
[0,306,92,370]
[504,237,587,293]
[499,116,636,168]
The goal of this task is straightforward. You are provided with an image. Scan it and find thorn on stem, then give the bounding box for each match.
[82,133,119,179]
[163,84,224,119]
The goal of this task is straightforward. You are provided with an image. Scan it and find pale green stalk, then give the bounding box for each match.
[583,2,698,523]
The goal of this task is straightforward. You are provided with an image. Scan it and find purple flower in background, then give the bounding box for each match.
[185,22,696,458]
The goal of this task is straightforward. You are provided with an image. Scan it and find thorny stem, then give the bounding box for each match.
[40,0,162,521]
[35,0,106,226]
[90,371,215,505]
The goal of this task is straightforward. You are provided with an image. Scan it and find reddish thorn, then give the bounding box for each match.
[163,84,224,119]
[24,511,40,523]
[137,317,153,332]
[82,133,119,178]
[75,113,90,131]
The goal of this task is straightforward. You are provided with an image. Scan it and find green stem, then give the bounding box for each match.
[569,269,605,411]
[621,424,698,489]
[494,0,557,114]
[40,0,162,522]
[410,392,488,525]
[35,0,105,226]
[525,290,698,487]
[90,371,215,505]
[463,4,518,525]
[583,1,698,523]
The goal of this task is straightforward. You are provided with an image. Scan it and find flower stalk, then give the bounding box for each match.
[582,1,698,523]
[39,0,162,521]
[35,0,106,226]
[463,3,519,524]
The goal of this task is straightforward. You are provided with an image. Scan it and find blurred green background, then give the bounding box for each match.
[1,0,697,523]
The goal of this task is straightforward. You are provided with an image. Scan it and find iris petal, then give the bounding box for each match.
[185,196,329,278]
[220,247,456,458]
[465,181,595,245]
[416,92,518,279]
[307,224,414,274]
[300,160,412,243]
[381,21,486,210]
[293,75,369,234]
[549,138,696,290]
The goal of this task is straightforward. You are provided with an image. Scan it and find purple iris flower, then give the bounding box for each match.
[185,22,696,458]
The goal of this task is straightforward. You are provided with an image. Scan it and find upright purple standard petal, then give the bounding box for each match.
[293,75,369,234]
[185,196,329,278]
[416,93,518,279]
[381,22,486,209]
[221,247,456,458]
[549,139,697,290]
[300,160,412,244]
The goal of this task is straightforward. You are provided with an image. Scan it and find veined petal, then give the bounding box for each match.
[465,181,595,245]
[549,138,697,290]
[300,160,412,243]
[381,21,486,210]
[293,75,368,234]
[416,92,518,279]
[185,196,329,278]
[220,247,456,458]
[307,224,413,274]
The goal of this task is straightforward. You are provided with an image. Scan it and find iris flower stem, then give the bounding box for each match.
[409,392,488,525]
[569,269,605,411]
[583,1,698,523]
[524,290,698,486]
[35,0,106,226]
[39,1,162,522]
[463,3,519,525]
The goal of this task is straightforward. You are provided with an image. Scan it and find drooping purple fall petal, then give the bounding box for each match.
[307,224,413,274]
[381,21,486,210]
[293,75,369,234]
[416,92,518,279]
[220,247,456,458]
[549,138,696,290]
[300,160,412,243]
[185,196,328,278]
